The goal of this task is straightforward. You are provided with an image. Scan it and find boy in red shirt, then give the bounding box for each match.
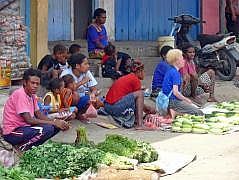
[104,61,155,129]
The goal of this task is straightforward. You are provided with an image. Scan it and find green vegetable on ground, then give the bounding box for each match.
[0,166,34,180]
[96,134,158,163]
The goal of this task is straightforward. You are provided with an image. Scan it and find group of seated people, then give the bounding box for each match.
[151,44,217,118]
[0,7,218,151]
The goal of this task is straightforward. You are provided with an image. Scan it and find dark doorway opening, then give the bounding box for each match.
[74,0,92,39]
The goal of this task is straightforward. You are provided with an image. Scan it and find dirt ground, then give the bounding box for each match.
[1,78,239,179]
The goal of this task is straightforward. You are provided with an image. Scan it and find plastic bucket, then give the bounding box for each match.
[0,59,11,89]
[158,36,175,53]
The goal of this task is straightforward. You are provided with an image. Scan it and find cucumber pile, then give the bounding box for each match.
[172,109,239,135]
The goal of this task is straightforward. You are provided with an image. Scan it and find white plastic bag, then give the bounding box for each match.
[0,150,15,167]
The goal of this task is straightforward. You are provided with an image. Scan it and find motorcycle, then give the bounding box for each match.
[169,14,239,81]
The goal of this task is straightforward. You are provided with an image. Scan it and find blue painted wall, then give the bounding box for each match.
[48,0,71,41]
[115,0,200,40]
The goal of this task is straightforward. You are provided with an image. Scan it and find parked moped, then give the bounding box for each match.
[169,14,239,81]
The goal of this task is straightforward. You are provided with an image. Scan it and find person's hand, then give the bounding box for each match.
[81,76,91,86]
[90,93,96,102]
[53,119,70,130]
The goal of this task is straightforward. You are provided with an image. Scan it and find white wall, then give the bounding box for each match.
[95,0,115,40]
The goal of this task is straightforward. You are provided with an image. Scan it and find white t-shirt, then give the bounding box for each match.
[60,68,97,97]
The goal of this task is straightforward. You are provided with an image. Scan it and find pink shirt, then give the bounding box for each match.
[179,59,197,76]
[2,87,39,135]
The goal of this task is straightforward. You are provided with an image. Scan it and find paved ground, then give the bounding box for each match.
[1,79,239,180]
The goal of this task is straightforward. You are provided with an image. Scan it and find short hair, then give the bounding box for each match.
[23,68,41,81]
[69,44,81,55]
[48,78,63,91]
[62,74,74,87]
[181,43,194,54]
[131,60,144,72]
[160,45,173,57]
[53,44,67,55]
[93,8,106,18]
[166,49,183,65]
[104,43,116,56]
[68,53,87,69]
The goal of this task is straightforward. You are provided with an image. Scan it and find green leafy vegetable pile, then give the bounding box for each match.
[0,166,34,180]
[19,142,133,179]
[96,134,158,163]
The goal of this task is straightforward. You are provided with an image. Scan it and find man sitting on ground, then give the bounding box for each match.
[87,8,108,58]
[2,68,69,151]
[151,46,173,97]
[104,61,156,130]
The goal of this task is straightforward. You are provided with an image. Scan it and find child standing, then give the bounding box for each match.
[162,49,203,116]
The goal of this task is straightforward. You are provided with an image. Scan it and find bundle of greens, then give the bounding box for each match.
[19,142,133,179]
[0,166,34,180]
[96,134,158,163]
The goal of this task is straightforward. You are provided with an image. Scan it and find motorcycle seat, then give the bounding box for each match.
[197,34,224,47]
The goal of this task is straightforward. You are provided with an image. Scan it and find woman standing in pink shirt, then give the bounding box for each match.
[2,68,69,151]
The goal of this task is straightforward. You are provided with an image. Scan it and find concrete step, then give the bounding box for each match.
[48,40,159,58]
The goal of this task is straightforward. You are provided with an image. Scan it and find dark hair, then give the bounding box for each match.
[68,53,87,69]
[48,78,63,91]
[160,45,173,57]
[131,60,144,72]
[93,8,106,19]
[181,43,194,54]
[104,43,116,56]
[69,44,81,55]
[53,44,67,55]
[62,74,74,87]
[23,68,41,81]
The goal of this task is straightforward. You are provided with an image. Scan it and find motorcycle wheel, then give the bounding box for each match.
[216,50,237,81]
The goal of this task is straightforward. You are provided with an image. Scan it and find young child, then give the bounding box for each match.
[61,74,80,106]
[101,43,121,79]
[43,78,63,112]
[162,49,203,117]
[151,45,173,97]
[43,78,73,119]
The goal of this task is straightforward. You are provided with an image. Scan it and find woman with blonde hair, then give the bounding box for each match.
[162,49,203,116]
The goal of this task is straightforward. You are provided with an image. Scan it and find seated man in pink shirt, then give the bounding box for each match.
[2,68,69,151]
[180,44,217,102]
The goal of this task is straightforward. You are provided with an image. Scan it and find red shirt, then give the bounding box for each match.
[105,73,141,104]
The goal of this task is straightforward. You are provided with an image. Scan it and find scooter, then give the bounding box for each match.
[169,14,239,81]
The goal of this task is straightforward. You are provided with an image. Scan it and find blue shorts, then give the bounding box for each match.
[77,95,90,111]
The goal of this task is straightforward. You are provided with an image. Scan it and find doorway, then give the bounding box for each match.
[74,0,92,39]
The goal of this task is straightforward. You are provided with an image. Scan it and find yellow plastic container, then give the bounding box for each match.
[0,59,11,88]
